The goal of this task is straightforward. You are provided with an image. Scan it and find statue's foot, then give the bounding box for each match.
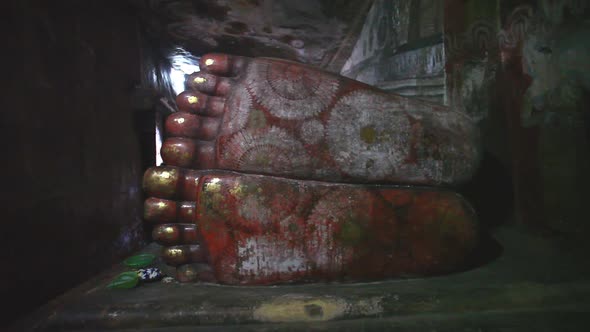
[163,53,481,185]
[145,53,482,284]
[143,166,479,285]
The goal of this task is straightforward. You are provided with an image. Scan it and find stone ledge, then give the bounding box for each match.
[14,226,590,331]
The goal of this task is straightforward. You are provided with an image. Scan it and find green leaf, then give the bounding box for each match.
[123,253,156,268]
[107,271,139,289]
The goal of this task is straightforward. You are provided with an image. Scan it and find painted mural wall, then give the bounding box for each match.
[341,0,446,104]
[345,0,589,234]
[445,0,590,235]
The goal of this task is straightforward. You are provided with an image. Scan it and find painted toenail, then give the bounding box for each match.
[174,117,185,124]
[194,76,207,84]
[204,177,222,192]
[167,248,183,257]
[187,96,198,104]
[205,58,214,66]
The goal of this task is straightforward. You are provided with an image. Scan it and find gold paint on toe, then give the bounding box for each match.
[204,177,221,193]
[166,248,183,257]
[194,76,207,84]
[229,183,245,198]
[205,59,214,66]
[144,167,179,197]
[187,96,198,104]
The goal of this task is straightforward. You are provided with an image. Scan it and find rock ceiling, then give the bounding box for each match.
[129,0,373,71]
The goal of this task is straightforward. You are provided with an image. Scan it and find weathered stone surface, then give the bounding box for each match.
[194,171,478,285]
[145,50,482,286]
[13,227,590,331]
[443,0,590,234]
[348,44,445,85]
[341,0,445,104]
[143,164,480,285]
[176,263,216,283]
[376,76,446,103]
[143,164,482,284]
[129,0,372,69]
[143,166,482,284]
[163,54,480,185]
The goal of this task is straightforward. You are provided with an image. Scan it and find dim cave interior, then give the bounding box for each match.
[3,0,590,330]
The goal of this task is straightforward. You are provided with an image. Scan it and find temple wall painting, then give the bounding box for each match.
[444,0,590,234]
[341,0,446,104]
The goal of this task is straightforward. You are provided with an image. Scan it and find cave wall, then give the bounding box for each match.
[130,0,372,70]
[340,0,514,229]
[344,0,590,234]
[444,0,590,234]
[3,0,589,326]
[1,0,148,325]
[341,0,446,104]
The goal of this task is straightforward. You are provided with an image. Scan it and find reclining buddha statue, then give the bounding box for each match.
[142,53,481,285]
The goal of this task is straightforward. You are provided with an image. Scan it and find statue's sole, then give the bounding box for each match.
[190,171,478,285]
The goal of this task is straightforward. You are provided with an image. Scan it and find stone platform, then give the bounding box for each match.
[14,226,590,331]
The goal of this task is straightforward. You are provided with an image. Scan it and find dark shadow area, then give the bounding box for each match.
[462,231,504,272]
[448,150,512,273]
[2,0,147,327]
[133,106,157,242]
[456,150,514,230]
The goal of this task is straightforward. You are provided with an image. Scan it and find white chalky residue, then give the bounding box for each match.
[307,210,333,267]
[327,91,410,180]
[237,236,307,275]
[306,191,356,269]
[300,119,326,145]
[418,158,443,182]
[385,44,445,79]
